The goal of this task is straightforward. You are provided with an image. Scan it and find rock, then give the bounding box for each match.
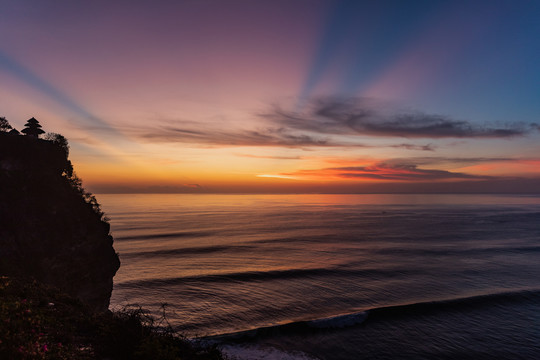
[0,132,120,312]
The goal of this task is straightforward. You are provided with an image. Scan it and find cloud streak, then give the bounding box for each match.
[383,156,517,166]
[266,97,538,138]
[139,125,331,148]
[134,123,435,150]
[235,153,303,160]
[391,143,436,151]
[283,162,493,182]
[333,164,489,181]
[132,97,537,150]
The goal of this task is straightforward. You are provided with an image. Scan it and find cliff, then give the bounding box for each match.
[0,132,120,312]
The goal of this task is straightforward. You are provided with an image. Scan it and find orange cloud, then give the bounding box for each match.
[280,162,492,182]
[457,159,540,177]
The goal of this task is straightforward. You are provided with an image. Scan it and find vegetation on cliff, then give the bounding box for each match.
[0,118,226,359]
[0,276,224,360]
[0,120,119,311]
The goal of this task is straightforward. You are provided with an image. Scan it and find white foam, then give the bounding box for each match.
[220,344,319,360]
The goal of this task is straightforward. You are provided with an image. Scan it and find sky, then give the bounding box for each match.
[1,0,539,193]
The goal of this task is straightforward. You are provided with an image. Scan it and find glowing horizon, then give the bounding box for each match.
[1,0,539,193]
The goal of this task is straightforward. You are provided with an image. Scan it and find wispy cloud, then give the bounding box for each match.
[138,125,331,147]
[332,164,490,180]
[380,156,540,168]
[391,143,436,151]
[265,97,538,138]
[131,97,537,149]
[133,123,435,150]
[383,156,514,165]
[235,153,303,160]
[282,161,493,182]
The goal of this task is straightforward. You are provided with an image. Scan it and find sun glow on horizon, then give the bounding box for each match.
[256,174,300,180]
[1,1,540,193]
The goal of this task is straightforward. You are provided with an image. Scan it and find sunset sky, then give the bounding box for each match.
[1,0,539,193]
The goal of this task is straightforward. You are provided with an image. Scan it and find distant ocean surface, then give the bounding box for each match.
[99,194,540,359]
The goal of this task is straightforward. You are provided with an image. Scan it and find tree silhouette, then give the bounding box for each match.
[21,117,45,138]
[44,132,70,155]
[0,116,12,132]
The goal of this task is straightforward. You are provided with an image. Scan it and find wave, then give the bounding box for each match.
[202,288,540,341]
[372,244,540,257]
[121,244,255,258]
[365,288,540,321]
[118,234,540,260]
[115,267,417,288]
[115,230,213,241]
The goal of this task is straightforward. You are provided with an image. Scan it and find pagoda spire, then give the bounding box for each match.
[21,117,45,138]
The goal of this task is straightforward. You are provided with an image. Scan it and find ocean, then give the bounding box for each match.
[100,194,540,359]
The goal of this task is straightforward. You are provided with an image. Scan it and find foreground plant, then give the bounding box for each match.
[0,277,224,360]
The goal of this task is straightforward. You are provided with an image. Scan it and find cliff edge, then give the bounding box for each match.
[0,131,120,312]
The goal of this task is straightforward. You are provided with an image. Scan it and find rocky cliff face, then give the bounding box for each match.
[0,133,120,312]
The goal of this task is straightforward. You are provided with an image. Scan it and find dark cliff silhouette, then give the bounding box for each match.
[0,122,225,359]
[0,125,120,312]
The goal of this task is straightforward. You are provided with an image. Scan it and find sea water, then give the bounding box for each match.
[100,194,540,359]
